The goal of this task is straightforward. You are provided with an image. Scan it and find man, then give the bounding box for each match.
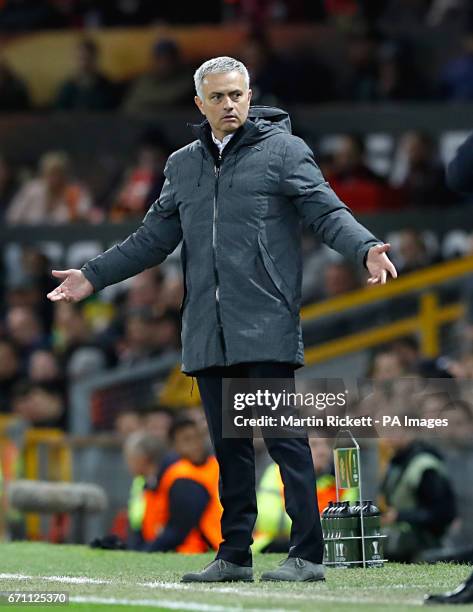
[423,132,473,606]
[97,424,219,553]
[380,436,456,563]
[90,429,169,551]
[122,38,193,114]
[140,418,222,553]
[127,420,221,553]
[55,39,118,111]
[124,430,167,551]
[47,56,397,582]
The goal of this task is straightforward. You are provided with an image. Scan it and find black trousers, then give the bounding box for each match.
[196,361,324,566]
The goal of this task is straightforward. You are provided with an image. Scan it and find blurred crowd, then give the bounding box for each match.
[2,5,473,114]
[0,127,171,225]
[0,122,464,230]
[0,0,470,30]
[1,0,473,558]
[0,255,183,430]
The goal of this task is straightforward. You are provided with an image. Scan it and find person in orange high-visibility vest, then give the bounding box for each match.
[141,417,222,553]
[91,428,178,551]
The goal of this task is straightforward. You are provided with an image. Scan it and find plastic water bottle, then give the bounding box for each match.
[321,501,333,564]
[361,500,383,567]
[335,501,351,568]
[345,501,361,566]
[327,501,341,564]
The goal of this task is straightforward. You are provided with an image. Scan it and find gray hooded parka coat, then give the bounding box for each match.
[81,106,381,373]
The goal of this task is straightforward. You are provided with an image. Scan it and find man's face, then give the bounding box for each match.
[125,450,151,477]
[174,425,206,465]
[194,70,251,139]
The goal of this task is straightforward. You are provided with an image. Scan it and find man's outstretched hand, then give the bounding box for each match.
[366,243,398,285]
[47,269,94,303]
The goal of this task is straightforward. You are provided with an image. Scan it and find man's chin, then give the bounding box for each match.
[221,119,241,132]
[220,119,241,132]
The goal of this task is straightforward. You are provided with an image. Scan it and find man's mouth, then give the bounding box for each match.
[222,115,237,121]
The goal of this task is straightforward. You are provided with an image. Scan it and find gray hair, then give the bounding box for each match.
[193,56,249,99]
[124,431,166,464]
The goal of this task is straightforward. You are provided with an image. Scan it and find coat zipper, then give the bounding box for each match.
[213,152,228,364]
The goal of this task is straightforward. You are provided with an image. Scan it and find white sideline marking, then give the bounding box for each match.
[44,575,112,585]
[138,581,423,604]
[0,574,31,581]
[0,573,112,585]
[139,581,322,599]
[0,572,424,606]
[71,596,290,611]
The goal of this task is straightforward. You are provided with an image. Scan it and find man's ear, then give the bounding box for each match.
[194,95,205,116]
[248,88,252,104]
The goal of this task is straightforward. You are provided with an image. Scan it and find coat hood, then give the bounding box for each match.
[247,105,292,136]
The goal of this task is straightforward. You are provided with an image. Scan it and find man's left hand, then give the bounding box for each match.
[366,243,398,285]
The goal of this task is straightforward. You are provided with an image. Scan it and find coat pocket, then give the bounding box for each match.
[257,233,296,316]
[179,241,189,317]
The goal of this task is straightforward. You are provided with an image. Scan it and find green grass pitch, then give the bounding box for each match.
[0,542,472,611]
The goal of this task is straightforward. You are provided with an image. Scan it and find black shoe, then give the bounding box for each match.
[424,572,473,605]
[181,559,253,583]
[260,557,325,582]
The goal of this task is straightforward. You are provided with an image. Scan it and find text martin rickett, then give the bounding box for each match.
[233,415,374,427]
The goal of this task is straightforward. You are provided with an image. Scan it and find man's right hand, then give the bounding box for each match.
[47,269,94,303]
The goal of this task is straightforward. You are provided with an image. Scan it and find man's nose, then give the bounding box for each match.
[223,96,234,109]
